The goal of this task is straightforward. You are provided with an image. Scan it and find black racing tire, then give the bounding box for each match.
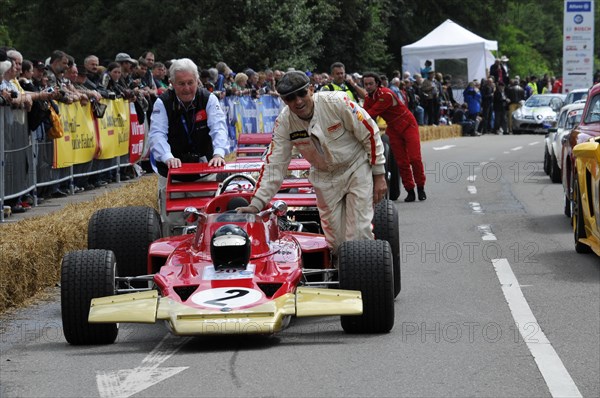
[381,135,400,201]
[373,199,401,297]
[573,180,592,254]
[543,146,551,175]
[549,152,561,183]
[88,206,162,278]
[339,240,395,333]
[564,194,571,218]
[61,249,118,345]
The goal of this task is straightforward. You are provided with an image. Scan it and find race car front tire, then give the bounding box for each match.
[543,146,551,175]
[382,134,400,201]
[61,249,118,345]
[339,240,394,333]
[573,180,592,254]
[373,199,401,297]
[549,152,561,183]
[88,206,162,278]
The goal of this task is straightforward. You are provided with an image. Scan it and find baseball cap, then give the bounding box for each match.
[276,71,310,96]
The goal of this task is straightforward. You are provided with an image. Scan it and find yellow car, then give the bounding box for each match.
[572,137,600,255]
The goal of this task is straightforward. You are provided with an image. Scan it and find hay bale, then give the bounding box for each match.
[0,176,158,314]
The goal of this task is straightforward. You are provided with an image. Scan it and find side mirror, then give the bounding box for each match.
[272,200,288,217]
[183,206,200,223]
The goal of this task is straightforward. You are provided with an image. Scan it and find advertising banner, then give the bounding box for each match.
[53,102,97,168]
[96,98,130,159]
[128,102,145,163]
[563,0,595,92]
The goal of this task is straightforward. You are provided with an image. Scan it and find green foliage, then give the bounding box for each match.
[1,0,598,80]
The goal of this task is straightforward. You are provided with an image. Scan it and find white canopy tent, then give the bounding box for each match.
[401,19,498,86]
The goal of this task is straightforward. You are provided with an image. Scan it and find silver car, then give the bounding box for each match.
[513,94,566,134]
[543,102,585,183]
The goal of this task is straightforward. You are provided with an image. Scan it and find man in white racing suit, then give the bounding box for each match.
[237,71,387,254]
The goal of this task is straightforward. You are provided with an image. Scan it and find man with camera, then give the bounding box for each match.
[149,58,228,235]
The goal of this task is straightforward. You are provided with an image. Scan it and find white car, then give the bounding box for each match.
[513,94,566,134]
[563,88,589,107]
[544,102,585,183]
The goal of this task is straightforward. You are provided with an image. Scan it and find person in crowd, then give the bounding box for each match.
[148,58,228,235]
[102,62,129,98]
[83,55,102,86]
[362,71,426,202]
[319,61,366,101]
[525,75,538,99]
[551,76,562,93]
[379,74,388,88]
[403,77,424,125]
[420,60,433,78]
[200,69,215,92]
[505,79,525,134]
[452,103,479,136]
[478,77,494,134]
[463,81,481,122]
[489,58,508,86]
[420,70,439,125]
[215,61,232,92]
[232,72,249,96]
[541,77,553,94]
[236,71,386,255]
[390,77,402,99]
[139,51,157,93]
[152,62,169,95]
[492,81,508,134]
[264,68,278,95]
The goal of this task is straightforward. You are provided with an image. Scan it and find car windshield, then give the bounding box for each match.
[584,96,600,124]
[566,92,588,105]
[525,96,558,107]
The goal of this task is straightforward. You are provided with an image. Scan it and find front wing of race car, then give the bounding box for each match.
[88,287,362,335]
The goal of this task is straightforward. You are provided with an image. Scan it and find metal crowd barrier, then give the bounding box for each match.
[0,106,135,223]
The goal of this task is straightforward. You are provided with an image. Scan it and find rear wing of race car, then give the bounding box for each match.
[236,133,273,158]
[166,158,316,213]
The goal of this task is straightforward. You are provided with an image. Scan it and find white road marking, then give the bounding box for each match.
[470,202,484,214]
[433,145,456,150]
[504,151,510,154]
[96,335,191,398]
[477,224,496,240]
[529,141,540,146]
[492,259,582,398]
[467,175,477,182]
[511,146,523,151]
[467,186,477,194]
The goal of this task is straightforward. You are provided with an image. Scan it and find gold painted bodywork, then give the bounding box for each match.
[89,287,362,335]
[573,140,600,256]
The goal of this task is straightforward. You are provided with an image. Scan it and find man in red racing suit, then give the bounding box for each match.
[362,72,426,202]
[237,71,387,254]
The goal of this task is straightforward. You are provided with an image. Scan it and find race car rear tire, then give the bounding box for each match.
[543,146,551,175]
[61,250,118,345]
[88,206,162,278]
[549,152,561,183]
[339,240,394,333]
[382,135,400,201]
[373,199,401,297]
[573,180,592,254]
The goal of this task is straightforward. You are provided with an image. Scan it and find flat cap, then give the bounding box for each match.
[276,71,310,96]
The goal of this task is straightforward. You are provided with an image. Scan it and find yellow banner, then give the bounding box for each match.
[53,102,97,168]
[97,99,130,159]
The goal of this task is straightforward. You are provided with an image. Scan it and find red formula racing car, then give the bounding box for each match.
[61,168,400,345]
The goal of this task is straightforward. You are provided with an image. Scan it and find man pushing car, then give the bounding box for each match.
[237,71,387,254]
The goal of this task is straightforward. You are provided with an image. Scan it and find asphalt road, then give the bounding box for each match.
[1,134,598,398]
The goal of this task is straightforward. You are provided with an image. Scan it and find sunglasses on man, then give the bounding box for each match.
[282,87,309,102]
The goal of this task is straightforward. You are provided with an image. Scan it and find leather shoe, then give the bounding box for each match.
[94,180,108,188]
[418,187,427,201]
[404,189,416,202]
